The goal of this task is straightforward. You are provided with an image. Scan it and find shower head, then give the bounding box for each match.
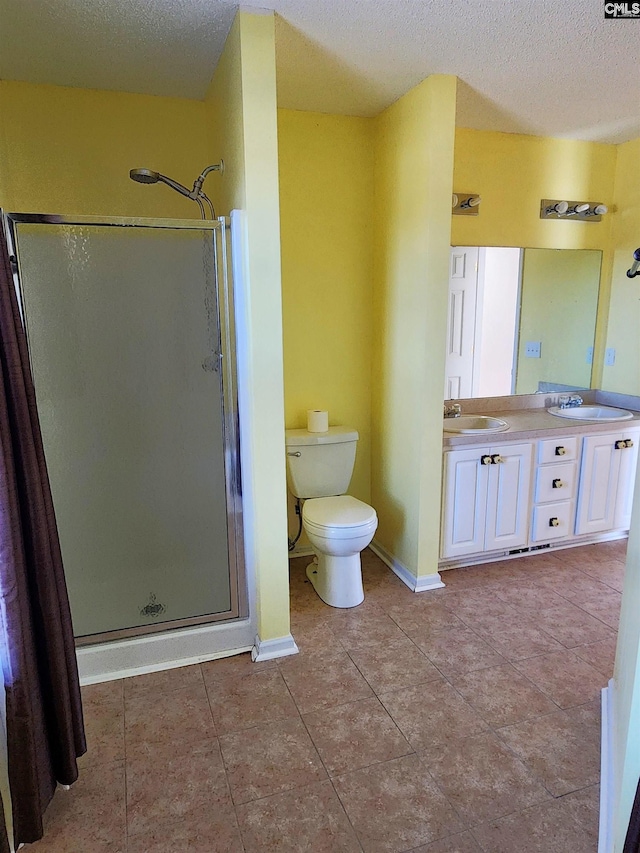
[129,168,192,199]
[129,163,222,219]
[130,168,160,184]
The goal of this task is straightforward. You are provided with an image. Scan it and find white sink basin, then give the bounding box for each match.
[443,415,510,434]
[547,405,634,421]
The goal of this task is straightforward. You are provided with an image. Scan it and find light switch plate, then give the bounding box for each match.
[525,341,542,358]
[586,346,594,364]
[605,347,616,366]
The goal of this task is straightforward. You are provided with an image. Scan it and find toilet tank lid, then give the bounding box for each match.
[285,426,358,446]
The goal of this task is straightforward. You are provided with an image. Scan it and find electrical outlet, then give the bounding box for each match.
[605,347,616,366]
[525,341,542,358]
[586,346,594,364]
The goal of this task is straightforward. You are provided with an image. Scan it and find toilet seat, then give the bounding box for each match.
[303,495,377,535]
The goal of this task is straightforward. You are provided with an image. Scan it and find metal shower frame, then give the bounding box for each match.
[3,211,247,644]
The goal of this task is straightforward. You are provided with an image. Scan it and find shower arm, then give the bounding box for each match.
[193,163,224,197]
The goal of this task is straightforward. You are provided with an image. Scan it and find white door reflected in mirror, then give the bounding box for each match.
[444,246,602,400]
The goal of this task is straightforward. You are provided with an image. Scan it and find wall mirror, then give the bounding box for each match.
[444,246,602,399]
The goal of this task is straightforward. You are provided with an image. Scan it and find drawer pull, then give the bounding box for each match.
[481,455,492,465]
[491,454,503,464]
[615,440,626,450]
[625,439,634,448]
[552,479,563,489]
[549,517,560,527]
[555,446,566,456]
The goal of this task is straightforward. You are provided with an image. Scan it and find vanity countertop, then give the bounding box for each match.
[442,406,640,448]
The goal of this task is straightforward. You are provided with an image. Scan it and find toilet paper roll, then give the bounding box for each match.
[307,410,329,433]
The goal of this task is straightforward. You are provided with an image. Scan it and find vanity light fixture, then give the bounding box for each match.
[452,193,481,216]
[566,203,590,216]
[540,199,608,222]
[543,200,569,217]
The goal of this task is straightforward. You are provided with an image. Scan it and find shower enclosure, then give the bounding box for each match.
[3,213,245,644]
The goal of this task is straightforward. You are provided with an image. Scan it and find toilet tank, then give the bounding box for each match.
[285,426,359,499]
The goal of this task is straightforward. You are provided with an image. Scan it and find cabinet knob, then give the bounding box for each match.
[491,454,503,464]
[625,439,634,448]
[549,517,560,527]
[615,440,626,450]
[287,451,302,457]
[481,455,492,465]
[552,478,563,489]
[555,446,566,456]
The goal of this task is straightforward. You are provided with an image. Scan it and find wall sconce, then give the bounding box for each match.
[540,199,608,222]
[453,193,481,216]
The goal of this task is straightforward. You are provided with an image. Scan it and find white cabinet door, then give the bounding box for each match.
[615,428,640,530]
[485,443,533,552]
[441,442,532,559]
[575,430,639,535]
[441,446,490,559]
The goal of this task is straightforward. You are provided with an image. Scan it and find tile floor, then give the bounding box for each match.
[26,539,626,852]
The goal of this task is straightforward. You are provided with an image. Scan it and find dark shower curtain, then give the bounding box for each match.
[624,778,640,852]
[0,219,86,846]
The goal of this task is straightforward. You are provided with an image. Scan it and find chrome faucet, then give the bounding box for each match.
[558,394,583,409]
[444,403,462,418]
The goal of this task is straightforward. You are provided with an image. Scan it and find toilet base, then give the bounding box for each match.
[305,552,365,609]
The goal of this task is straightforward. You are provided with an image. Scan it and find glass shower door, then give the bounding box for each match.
[8,216,243,641]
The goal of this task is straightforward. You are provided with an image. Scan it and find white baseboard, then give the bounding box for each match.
[77,618,256,684]
[252,633,299,662]
[370,540,445,592]
[599,680,615,853]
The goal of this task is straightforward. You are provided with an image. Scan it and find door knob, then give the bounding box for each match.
[625,439,634,448]
[491,454,503,464]
[481,455,492,465]
[615,440,626,450]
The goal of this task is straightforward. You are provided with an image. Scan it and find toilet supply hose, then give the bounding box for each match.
[288,498,303,552]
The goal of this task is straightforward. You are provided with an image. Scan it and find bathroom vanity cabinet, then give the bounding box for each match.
[440,423,640,567]
[575,428,640,535]
[441,442,532,559]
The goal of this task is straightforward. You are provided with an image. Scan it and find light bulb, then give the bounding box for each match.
[555,201,569,215]
[467,196,481,207]
[594,204,608,215]
[452,194,459,208]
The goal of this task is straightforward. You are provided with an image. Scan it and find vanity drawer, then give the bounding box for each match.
[532,502,573,541]
[538,436,579,465]
[534,462,577,503]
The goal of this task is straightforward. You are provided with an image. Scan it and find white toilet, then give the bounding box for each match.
[285,426,378,608]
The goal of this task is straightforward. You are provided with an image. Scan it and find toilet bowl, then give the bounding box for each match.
[303,495,378,608]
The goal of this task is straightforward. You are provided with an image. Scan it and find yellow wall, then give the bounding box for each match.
[204,16,246,217]
[206,12,290,642]
[278,109,375,541]
[453,129,617,383]
[371,75,457,578]
[0,80,211,218]
[603,137,640,395]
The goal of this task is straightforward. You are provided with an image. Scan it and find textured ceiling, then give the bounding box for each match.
[0,0,638,144]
